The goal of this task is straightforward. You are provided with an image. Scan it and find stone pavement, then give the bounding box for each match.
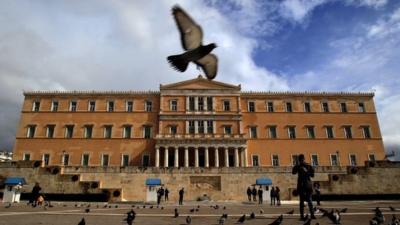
[0,200,399,225]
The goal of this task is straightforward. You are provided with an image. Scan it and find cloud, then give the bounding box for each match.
[279,0,329,22]
[345,0,388,8]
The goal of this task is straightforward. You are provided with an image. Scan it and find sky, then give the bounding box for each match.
[0,0,399,160]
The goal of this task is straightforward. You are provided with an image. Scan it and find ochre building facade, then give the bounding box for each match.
[13,76,385,168]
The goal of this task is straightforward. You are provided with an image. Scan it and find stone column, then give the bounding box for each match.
[186,96,189,111]
[234,147,239,167]
[204,121,208,134]
[164,148,169,167]
[155,147,160,167]
[205,147,209,167]
[195,121,199,134]
[194,97,198,111]
[174,147,179,168]
[195,147,199,167]
[224,148,229,167]
[203,97,207,111]
[214,148,219,167]
[244,147,248,167]
[184,147,189,167]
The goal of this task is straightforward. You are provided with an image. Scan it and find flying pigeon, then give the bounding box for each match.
[259,209,264,214]
[250,212,255,219]
[186,215,192,224]
[78,218,85,225]
[268,215,283,225]
[219,216,226,225]
[237,214,246,223]
[85,208,90,213]
[124,210,136,225]
[167,5,218,80]
[174,208,179,218]
[303,218,312,225]
[190,208,195,213]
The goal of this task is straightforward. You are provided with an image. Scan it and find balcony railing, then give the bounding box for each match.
[155,133,245,139]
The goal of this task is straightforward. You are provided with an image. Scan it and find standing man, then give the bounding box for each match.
[292,154,316,220]
[165,188,169,202]
[270,187,276,206]
[246,187,252,201]
[157,188,162,206]
[257,187,263,204]
[31,182,41,206]
[275,186,281,206]
[179,188,184,205]
[314,182,321,206]
[251,186,257,202]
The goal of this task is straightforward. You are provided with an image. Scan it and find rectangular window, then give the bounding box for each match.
[306,126,315,139]
[288,126,296,139]
[104,125,112,139]
[248,101,255,112]
[223,125,232,135]
[368,154,376,161]
[198,121,204,134]
[43,154,50,166]
[32,101,40,112]
[101,154,109,166]
[23,153,31,161]
[344,126,352,139]
[207,121,213,134]
[82,154,89,166]
[188,121,195,134]
[362,126,371,139]
[326,126,334,139]
[207,97,213,111]
[121,154,129,167]
[51,101,58,112]
[311,154,319,166]
[322,102,329,112]
[170,125,177,135]
[62,154,69,166]
[126,101,133,112]
[70,101,77,112]
[189,97,195,111]
[330,154,338,166]
[89,100,96,112]
[84,125,93,138]
[170,100,177,111]
[46,125,55,138]
[142,154,150,167]
[249,126,257,138]
[358,102,365,112]
[292,155,299,166]
[304,102,311,112]
[65,125,74,138]
[107,101,114,112]
[268,126,277,139]
[145,101,152,112]
[198,97,204,111]
[26,125,36,138]
[272,155,279,166]
[286,102,293,112]
[223,100,230,111]
[267,101,274,112]
[143,126,152,138]
[349,154,357,166]
[252,155,259,167]
[340,102,347,112]
[123,126,132,138]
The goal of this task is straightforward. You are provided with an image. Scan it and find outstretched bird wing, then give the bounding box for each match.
[195,54,218,80]
[172,5,203,50]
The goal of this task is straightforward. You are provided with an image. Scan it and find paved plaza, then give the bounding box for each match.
[0,200,399,225]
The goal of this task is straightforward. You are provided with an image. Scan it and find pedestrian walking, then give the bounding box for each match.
[179,188,184,205]
[275,186,281,206]
[257,187,263,204]
[165,188,169,202]
[246,187,252,201]
[31,182,41,206]
[252,186,257,202]
[314,182,321,206]
[270,187,276,206]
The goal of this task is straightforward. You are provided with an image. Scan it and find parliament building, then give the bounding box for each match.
[13,75,385,168]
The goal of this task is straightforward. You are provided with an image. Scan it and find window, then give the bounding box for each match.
[248,101,255,112]
[23,153,30,161]
[207,97,213,111]
[123,125,132,138]
[198,97,204,111]
[272,155,279,166]
[286,102,293,112]
[249,126,257,138]
[267,101,274,112]
[107,101,114,112]
[362,126,371,139]
[252,155,259,167]
[223,100,230,111]
[170,100,177,111]
[322,102,329,112]
[207,121,213,134]
[121,154,129,167]
[330,154,338,166]
[145,101,152,112]
[65,125,74,138]
[62,154,69,166]
[304,102,311,112]
[198,121,204,134]
[143,126,152,138]
[82,154,89,166]
[89,100,96,112]
[349,154,357,166]
[340,102,347,112]
[292,155,299,166]
[358,102,365,112]
[142,154,150,167]
[170,125,177,135]
[326,126,334,139]
[311,154,319,166]
[32,101,40,112]
[84,125,93,138]
[70,101,77,112]
[306,126,315,139]
[368,154,376,161]
[126,101,133,112]
[268,126,277,139]
[51,101,58,112]
[223,125,232,135]
[27,125,36,138]
[101,154,109,166]
[189,97,195,111]
[344,126,352,139]
[43,154,50,166]
[288,126,296,139]
[104,125,112,138]
[188,121,195,134]
[46,125,55,138]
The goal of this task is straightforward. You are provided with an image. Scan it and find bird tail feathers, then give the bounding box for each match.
[167,54,188,72]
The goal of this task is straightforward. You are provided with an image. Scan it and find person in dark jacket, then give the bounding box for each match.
[157,188,162,205]
[270,187,276,206]
[165,188,169,202]
[179,188,184,205]
[31,182,41,206]
[246,187,252,201]
[251,186,257,202]
[314,182,321,206]
[275,186,281,206]
[292,154,316,220]
[257,188,263,204]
